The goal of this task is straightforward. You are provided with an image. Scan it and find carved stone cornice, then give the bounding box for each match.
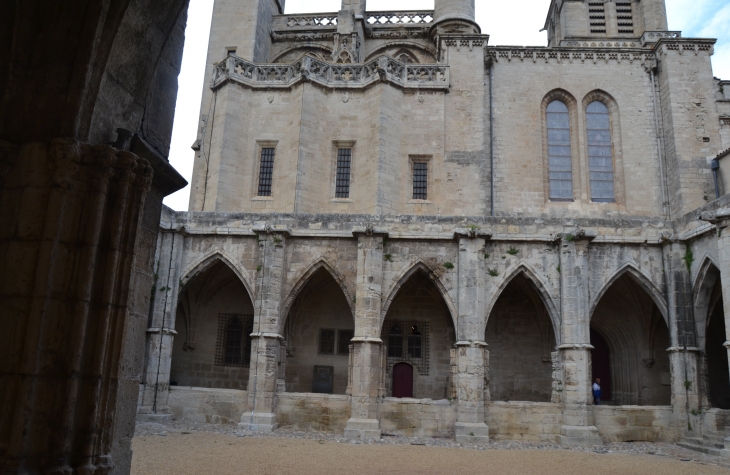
[654,38,716,56]
[486,47,653,66]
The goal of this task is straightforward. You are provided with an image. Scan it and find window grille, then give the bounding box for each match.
[588,1,606,34]
[215,313,253,367]
[586,101,615,202]
[257,147,275,196]
[385,320,430,375]
[412,162,428,200]
[319,329,335,355]
[546,101,573,200]
[615,1,634,34]
[335,148,352,198]
[338,329,354,355]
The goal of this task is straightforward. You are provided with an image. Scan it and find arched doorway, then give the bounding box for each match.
[382,269,456,399]
[283,267,354,395]
[171,260,254,389]
[485,273,556,402]
[590,272,671,405]
[393,363,414,398]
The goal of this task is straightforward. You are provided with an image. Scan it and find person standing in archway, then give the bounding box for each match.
[593,378,602,405]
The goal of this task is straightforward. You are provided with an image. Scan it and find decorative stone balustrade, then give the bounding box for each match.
[212,54,450,91]
[640,31,682,46]
[365,11,434,25]
[273,13,338,29]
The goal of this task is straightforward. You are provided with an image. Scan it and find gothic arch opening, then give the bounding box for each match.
[704,274,730,409]
[171,260,255,390]
[382,270,456,399]
[590,273,671,405]
[485,274,557,402]
[283,267,354,395]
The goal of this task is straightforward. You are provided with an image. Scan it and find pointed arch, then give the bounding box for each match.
[693,255,722,349]
[380,259,457,332]
[180,250,255,302]
[590,263,667,325]
[279,257,355,333]
[364,41,438,63]
[270,47,334,64]
[484,263,560,341]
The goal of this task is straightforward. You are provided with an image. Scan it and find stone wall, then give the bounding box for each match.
[168,386,248,424]
[593,405,674,442]
[486,402,563,441]
[379,398,457,438]
[275,393,351,432]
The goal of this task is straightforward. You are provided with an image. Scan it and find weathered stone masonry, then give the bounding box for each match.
[138,0,730,450]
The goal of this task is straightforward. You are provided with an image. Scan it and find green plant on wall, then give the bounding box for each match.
[683,248,694,272]
[443,262,454,270]
[384,253,393,262]
[488,268,499,277]
[507,246,519,256]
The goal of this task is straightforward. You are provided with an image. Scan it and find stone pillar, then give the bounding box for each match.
[137,228,185,421]
[240,227,289,432]
[0,139,153,474]
[433,0,477,28]
[558,231,603,446]
[453,232,490,443]
[345,229,387,439]
[662,237,701,438]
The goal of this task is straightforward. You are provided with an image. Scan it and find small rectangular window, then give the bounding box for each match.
[257,147,275,196]
[338,330,354,355]
[335,148,352,198]
[412,162,428,200]
[319,329,335,355]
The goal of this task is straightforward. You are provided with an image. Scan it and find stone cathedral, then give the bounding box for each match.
[137,0,730,450]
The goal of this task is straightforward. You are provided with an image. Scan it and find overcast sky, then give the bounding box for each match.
[163,0,730,211]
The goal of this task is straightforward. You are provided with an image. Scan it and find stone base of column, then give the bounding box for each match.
[239,412,278,432]
[344,418,381,439]
[136,412,172,423]
[558,425,603,446]
[455,422,490,444]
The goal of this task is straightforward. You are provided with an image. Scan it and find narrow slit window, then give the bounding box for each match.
[586,101,615,202]
[588,1,606,34]
[257,147,275,196]
[338,330,354,355]
[412,162,428,200]
[319,329,335,355]
[547,100,573,200]
[335,148,352,198]
[615,1,634,34]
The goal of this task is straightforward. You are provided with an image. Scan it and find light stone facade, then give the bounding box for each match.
[138,0,730,450]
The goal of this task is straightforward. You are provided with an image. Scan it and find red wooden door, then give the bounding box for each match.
[393,363,413,398]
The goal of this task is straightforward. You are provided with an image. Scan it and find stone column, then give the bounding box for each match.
[453,231,490,443]
[137,228,185,421]
[558,231,603,446]
[0,139,153,474]
[345,229,387,439]
[240,227,289,432]
[661,237,701,438]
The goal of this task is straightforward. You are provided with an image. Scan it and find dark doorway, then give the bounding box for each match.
[393,363,414,398]
[312,366,334,394]
[590,328,612,402]
[707,299,730,409]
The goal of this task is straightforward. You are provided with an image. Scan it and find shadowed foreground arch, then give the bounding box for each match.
[283,267,354,395]
[485,273,557,402]
[590,273,671,405]
[382,269,456,399]
[171,259,255,390]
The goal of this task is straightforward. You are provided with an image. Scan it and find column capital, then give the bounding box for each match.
[252,224,291,236]
[351,337,383,344]
[558,343,594,350]
[455,340,488,347]
[250,332,285,340]
[352,225,388,238]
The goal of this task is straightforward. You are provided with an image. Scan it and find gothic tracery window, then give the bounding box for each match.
[546,100,573,200]
[586,101,615,202]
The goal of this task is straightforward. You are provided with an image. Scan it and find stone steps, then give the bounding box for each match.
[677,437,724,457]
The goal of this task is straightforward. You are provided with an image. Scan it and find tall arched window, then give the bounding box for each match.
[546,100,573,200]
[586,101,615,201]
[224,317,243,364]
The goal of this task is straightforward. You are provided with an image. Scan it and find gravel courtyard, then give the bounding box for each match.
[132,421,730,475]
